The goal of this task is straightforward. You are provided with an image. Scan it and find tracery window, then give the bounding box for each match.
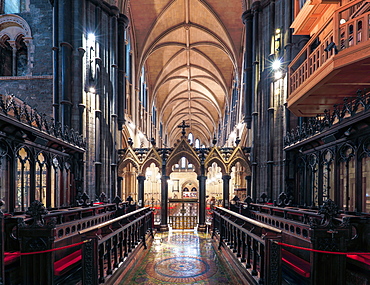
[339,144,356,211]
[0,142,9,211]
[188,133,193,144]
[51,157,60,208]
[15,147,30,212]
[35,152,47,205]
[322,149,334,201]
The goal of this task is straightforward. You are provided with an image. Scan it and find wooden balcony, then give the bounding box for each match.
[288,0,370,116]
[291,0,338,36]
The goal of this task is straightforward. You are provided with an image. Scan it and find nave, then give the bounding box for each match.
[118,230,245,285]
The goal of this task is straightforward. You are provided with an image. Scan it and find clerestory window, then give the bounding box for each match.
[1,0,28,14]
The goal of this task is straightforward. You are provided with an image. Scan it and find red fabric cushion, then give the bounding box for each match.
[4,252,20,266]
[347,254,370,269]
[54,249,82,276]
[282,249,311,278]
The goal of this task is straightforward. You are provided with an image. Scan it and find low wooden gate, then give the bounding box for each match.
[168,199,198,229]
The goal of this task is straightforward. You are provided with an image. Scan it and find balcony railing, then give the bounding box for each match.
[284,88,370,146]
[289,0,370,95]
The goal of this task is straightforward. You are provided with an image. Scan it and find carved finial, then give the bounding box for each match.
[260,192,268,203]
[113,195,122,206]
[81,192,90,206]
[99,192,107,203]
[244,196,253,205]
[319,199,339,229]
[212,135,217,146]
[277,192,287,207]
[26,200,48,228]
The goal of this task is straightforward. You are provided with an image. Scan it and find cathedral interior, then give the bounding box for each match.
[0,0,370,284]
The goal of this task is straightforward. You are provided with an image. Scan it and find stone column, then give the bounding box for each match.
[245,175,252,197]
[59,0,73,129]
[160,175,169,231]
[137,175,145,208]
[198,175,207,231]
[117,14,129,130]
[8,41,16,76]
[242,10,253,129]
[222,174,231,208]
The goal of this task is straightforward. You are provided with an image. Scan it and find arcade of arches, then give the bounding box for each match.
[118,134,250,230]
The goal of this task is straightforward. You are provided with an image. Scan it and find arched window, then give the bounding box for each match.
[0,141,9,212]
[0,14,32,76]
[35,152,47,205]
[195,138,200,148]
[188,133,193,144]
[15,34,27,75]
[51,157,61,208]
[16,147,30,212]
[181,157,186,168]
[0,35,12,75]
[3,0,28,14]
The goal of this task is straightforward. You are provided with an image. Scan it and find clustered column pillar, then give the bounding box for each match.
[117,14,129,130]
[160,175,169,231]
[222,174,231,208]
[59,0,73,130]
[242,10,253,129]
[137,175,145,208]
[198,174,207,231]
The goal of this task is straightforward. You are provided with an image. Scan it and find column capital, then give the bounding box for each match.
[251,1,261,13]
[222,174,231,180]
[118,13,130,28]
[137,175,146,182]
[241,9,253,24]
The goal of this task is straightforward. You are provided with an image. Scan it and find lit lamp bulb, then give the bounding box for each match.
[272,59,281,70]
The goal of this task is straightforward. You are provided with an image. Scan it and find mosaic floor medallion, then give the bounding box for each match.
[146,255,217,283]
[120,231,244,284]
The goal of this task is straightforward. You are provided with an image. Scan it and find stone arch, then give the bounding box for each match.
[141,157,161,174]
[118,157,139,176]
[205,157,227,175]
[0,14,33,76]
[228,157,251,175]
[166,150,201,176]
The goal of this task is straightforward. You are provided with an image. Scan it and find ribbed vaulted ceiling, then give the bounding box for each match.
[126,0,244,144]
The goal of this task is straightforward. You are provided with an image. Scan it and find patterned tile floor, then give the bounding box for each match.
[119,230,245,284]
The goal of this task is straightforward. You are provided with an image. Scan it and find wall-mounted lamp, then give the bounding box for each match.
[272,59,282,70]
[89,87,96,93]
